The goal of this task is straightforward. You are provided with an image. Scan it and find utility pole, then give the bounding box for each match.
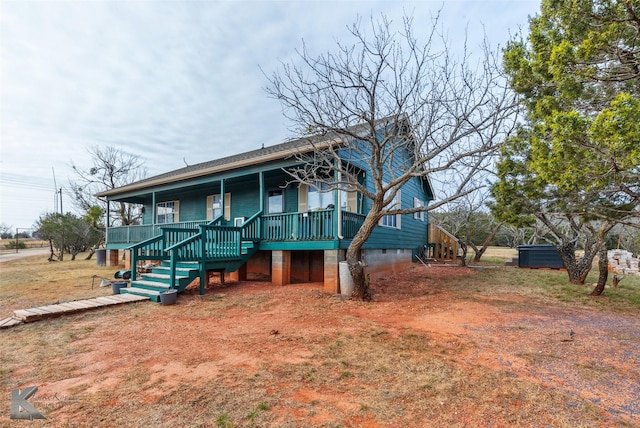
[52,167,59,213]
[15,228,30,253]
[59,188,63,214]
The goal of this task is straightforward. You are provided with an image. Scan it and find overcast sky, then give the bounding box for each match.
[0,0,539,230]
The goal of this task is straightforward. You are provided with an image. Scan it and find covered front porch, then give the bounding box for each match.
[106,209,366,248]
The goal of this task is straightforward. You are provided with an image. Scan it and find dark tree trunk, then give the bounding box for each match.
[84,248,96,260]
[47,239,56,262]
[349,205,382,301]
[347,248,370,301]
[459,241,468,267]
[472,223,503,263]
[557,241,592,285]
[591,239,608,296]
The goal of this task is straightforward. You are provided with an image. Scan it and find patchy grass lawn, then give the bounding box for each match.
[1,251,639,427]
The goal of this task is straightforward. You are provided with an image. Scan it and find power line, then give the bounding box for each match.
[0,179,56,191]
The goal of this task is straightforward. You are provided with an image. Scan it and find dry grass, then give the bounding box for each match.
[0,253,116,311]
[1,253,639,427]
[0,239,49,254]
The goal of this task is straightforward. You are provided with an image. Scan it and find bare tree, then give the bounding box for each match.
[0,223,12,239]
[70,146,147,226]
[265,14,518,300]
[434,185,504,266]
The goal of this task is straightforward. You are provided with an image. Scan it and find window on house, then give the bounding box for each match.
[308,181,333,210]
[339,183,359,213]
[380,212,398,228]
[157,201,178,224]
[414,198,424,221]
[268,189,283,214]
[208,193,231,221]
[211,194,222,219]
[379,187,401,229]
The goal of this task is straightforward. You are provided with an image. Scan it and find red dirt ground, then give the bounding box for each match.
[10,266,640,427]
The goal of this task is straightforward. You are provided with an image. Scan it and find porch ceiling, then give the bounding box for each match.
[104,162,297,204]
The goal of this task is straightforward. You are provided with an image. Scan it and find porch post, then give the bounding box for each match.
[272,250,291,286]
[105,200,110,245]
[152,192,157,233]
[107,249,120,267]
[229,263,247,282]
[220,179,225,222]
[130,247,137,281]
[199,224,207,294]
[323,249,340,294]
[124,249,132,270]
[106,200,110,227]
[335,170,341,239]
[259,171,264,212]
[259,171,264,238]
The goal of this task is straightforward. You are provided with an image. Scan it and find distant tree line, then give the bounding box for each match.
[25,146,147,261]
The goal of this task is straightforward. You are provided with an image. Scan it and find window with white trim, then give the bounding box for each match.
[379,187,401,229]
[308,181,333,210]
[157,201,178,224]
[211,194,222,219]
[413,198,425,221]
[268,189,283,214]
[207,193,231,221]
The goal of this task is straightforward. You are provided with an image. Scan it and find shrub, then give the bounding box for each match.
[4,240,26,250]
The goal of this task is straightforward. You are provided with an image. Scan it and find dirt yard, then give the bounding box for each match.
[2,265,639,427]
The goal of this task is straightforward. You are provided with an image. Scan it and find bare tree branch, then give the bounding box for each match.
[265,13,519,300]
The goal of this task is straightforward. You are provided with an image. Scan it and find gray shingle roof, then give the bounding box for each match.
[97,132,342,197]
[96,115,410,198]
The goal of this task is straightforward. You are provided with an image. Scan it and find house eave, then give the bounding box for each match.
[97,138,343,198]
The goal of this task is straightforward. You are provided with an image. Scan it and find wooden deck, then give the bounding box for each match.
[2,293,149,327]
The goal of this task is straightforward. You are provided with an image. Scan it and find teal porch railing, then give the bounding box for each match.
[164,211,262,291]
[128,217,225,281]
[109,220,209,245]
[128,227,200,281]
[341,211,366,239]
[164,213,260,262]
[111,211,366,247]
[260,210,366,241]
[261,209,333,241]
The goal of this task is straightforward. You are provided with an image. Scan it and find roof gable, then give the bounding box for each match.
[96,115,435,199]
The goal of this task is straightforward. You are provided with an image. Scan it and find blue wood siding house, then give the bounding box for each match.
[98,125,434,301]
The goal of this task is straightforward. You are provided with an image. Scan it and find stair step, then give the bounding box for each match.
[153,266,197,273]
[132,280,172,290]
[142,273,188,280]
[121,287,162,302]
[160,261,199,267]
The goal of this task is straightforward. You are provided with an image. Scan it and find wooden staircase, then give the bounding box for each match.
[123,240,257,302]
[122,261,200,302]
[124,213,261,302]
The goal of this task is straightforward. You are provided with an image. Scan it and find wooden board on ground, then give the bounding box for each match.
[13,293,149,323]
[0,316,23,329]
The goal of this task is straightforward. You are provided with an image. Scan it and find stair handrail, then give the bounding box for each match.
[207,215,224,226]
[128,227,200,282]
[198,210,262,259]
[127,234,163,252]
[164,233,202,290]
[240,211,262,242]
[128,234,164,282]
[164,232,202,253]
[162,211,263,292]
